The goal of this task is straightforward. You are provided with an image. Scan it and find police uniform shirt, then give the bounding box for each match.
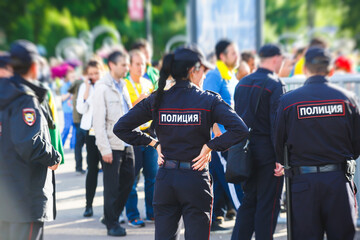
[234,67,286,166]
[113,80,249,161]
[274,75,360,166]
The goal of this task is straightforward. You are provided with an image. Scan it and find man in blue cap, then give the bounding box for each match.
[273,47,360,239]
[231,43,286,239]
[0,40,61,240]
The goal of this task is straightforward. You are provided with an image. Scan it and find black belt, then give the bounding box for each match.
[162,160,192,169]
[288,163,344,177]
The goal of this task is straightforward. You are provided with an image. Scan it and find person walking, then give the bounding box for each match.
[92,51,135,237]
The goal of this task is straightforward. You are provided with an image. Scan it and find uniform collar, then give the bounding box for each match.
[256,67,274,75]
[13,74,47,103]
[304,75,328,85]
[173,80,196,89]
[216,60,233,80]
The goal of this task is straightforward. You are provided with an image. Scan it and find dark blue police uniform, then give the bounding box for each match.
[232,66,285,239]
[274,48,360,239]
[114,80,248,240]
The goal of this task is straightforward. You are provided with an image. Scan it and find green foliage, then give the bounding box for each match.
[1,0,360,58]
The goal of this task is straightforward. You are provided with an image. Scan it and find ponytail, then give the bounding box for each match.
[153,53,174,114]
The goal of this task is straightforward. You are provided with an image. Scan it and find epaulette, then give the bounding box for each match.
[205,90,221,97]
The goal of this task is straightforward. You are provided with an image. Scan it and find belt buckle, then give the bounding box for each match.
[165,160,177,169]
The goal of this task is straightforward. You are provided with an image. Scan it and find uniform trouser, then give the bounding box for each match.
[0,221,44,240]
[231,162,283,240]
[153,168,213,240]
[102,147,135,230]
[291,171,356,240]
[210,151,243,222]
[126,145,158,221]
[85,133,102,208]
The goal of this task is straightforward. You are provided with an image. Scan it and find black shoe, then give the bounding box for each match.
[100,216,106,225]
[226,208,236,220]
[83,206,93,217]
[210,221,231,233]
[108,225,126,237]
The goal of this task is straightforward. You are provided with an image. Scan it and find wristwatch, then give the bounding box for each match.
[153,141,160,150]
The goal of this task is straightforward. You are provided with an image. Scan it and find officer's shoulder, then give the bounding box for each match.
[204,90,221,97]
[328,82,356,98]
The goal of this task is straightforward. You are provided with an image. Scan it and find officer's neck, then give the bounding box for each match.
[21,72,36,82]
[259,63,276,73]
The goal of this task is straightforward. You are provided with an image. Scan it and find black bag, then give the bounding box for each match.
[225,78,269,184]
[226,138,251,183]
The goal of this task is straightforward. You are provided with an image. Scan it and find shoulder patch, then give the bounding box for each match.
[23,108,36,126]
[205,90,220,96]
[297,101,345,119]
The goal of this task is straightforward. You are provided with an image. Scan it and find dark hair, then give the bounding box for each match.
[107,51,128,69]
[241,51,255,62]
[152,53,194,114]
[309,37,327,48]
[85,60,102,73]
[11,56,32,75]
[131,39,149,50]
[305,57,330,75]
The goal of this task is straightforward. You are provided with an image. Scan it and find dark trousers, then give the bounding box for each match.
[210,151,243,221]
[291,171,356,240]
[102,147,135,229]
[231,163,283,240]
[85,132,102,208]
[153,168,213,240]
[126,145,158,221]
[74,123,86,171]
[0,221,44,240]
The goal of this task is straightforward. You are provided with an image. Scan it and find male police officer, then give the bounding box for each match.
[274,47,360,239]
[232,44,285,239]
[0,40,61,240]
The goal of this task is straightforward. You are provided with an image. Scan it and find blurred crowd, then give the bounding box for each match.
[0,35,359,238]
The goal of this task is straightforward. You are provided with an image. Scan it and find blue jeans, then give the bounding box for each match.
[126,146,158,221]
[61,112,76,149]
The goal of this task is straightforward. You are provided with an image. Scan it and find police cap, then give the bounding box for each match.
[305,47,331,64]
[174,45,214,70]
[259,44,282,58]
[10,40,40,66]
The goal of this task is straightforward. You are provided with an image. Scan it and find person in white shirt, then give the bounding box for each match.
[76,59,104,218]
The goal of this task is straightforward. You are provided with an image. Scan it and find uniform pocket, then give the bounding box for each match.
[155,169,167,180]
[291,182,309,193]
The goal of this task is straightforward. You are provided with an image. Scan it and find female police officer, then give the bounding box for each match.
[113,46,249,240]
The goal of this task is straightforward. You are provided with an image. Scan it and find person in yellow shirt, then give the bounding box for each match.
[124,50,158,227]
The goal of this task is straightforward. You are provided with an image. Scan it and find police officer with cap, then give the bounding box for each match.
[274,47,360,239]
[0,40,61,240]
[113,45,249,240]
[232,43,286,240]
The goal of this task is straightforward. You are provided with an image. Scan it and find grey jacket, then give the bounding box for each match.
[92,72,132,156]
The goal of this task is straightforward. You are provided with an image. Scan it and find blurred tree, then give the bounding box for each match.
[1,0,359,58]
